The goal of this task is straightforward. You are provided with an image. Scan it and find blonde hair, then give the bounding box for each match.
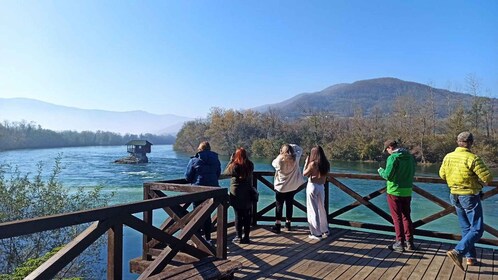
[280,144,296,161]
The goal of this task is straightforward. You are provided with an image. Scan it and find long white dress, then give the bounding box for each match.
[306,180,329,236]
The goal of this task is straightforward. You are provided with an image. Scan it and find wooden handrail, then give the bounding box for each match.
[249,171,498,246]
[1,171,496,279]
[0,183,228,279]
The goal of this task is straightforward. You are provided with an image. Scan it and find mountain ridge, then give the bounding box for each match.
[252,77,494,118]
[0,98,192,135]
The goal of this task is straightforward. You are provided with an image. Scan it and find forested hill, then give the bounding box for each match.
[175,77,497,166]
[0,121,175,152]
[253,77,498,118]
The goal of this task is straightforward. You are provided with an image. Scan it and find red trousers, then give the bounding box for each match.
[387,194,414,242]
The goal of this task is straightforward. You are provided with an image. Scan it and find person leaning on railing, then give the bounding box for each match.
[224,147,255,244]
[439,131,493,271]
[303,145,331,241]
[185,141,221,245]
[377,139,416,253]
[271,144,305,233]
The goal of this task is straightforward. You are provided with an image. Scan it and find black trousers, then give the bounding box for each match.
[275,190,297,221]
[233,207,252,239]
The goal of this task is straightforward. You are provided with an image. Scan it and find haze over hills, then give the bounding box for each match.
[0,98,193,135]
[254,77,498,118]
[2,78,496,135]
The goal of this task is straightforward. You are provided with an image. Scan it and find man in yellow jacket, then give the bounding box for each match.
[439,131,493,271]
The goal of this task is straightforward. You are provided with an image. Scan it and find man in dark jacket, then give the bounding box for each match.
[185,141,221,243]
[378,140,416,252]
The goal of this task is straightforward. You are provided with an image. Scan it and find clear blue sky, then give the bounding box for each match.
[1,1,497,118]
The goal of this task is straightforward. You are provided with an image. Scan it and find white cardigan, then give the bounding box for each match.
[272,144,305,193]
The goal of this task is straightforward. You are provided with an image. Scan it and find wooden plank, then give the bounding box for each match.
[476,247,493,280]
[231,228,307,278]
[222,227,497,280]
[493,250,498,280]
[166,260,241,280]
[107,223,123,279]
[397,240,439,279]
[437,244,458,280]
[465,247,481,280]
[413,242,450,280]
[329,187,386,218]
[146,257,219,279]
[166,260,232,280]
[320,232,377,279]
[341,240,390,279]
[324,234,392,277]
[123,214,209,259]
[333,233,396,280]
[438,245,466,280]
[216,200,228,259]
[238,227,335,279]
[143,184,153,260]
[265,230,365,279]
[0,188,227,239]
[26,220,112,280]
[269,229,351,278]
[229,230,285,278]
[363,238,404,280]
[329,177,393,223]
[138,199,219,279]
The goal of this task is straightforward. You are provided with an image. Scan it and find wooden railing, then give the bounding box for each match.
[0,182,228,280]
[1,171,496,279]
[251,171,498,246]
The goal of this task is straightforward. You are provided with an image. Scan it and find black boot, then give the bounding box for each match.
[285,221,292,231]
[271,223,281,233]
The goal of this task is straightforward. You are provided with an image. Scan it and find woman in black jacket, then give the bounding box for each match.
[224,147,255,244]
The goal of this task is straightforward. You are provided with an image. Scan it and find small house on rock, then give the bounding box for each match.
[114,140,153,164]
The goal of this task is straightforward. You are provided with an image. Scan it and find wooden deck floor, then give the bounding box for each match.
[225,226,497,280]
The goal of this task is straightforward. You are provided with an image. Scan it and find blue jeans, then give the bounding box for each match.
[450,194,484,259]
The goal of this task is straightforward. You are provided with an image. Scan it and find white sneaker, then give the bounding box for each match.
[322,231,330,238]
[308,234,322,240]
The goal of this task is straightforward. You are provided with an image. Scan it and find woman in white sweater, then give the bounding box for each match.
[271,144,305,233]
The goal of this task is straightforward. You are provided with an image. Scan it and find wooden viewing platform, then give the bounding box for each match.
[1,171,496,279]
[224,226,496,280]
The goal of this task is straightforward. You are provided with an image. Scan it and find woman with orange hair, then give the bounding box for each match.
[224,147,255,244]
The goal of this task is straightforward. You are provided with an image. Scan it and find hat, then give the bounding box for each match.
[383,139,397,152]
[457,132,473,143]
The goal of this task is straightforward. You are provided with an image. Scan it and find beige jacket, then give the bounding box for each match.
[272,144,305,193]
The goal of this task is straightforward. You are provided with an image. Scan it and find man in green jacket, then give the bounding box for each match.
[378,140,416,252]
[439,131,493,270]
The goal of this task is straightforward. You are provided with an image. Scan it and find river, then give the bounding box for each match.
[1,144,496,279]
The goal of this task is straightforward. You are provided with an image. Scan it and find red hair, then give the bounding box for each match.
[227,147,253,179]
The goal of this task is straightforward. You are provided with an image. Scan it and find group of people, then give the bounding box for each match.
[184,131,493,271]
[270,143,330,241]
[377,131,493,271]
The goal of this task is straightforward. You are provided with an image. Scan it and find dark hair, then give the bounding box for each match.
[309,145,330,176]
[226,147,253,179]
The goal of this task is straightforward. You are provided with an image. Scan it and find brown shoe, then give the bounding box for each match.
[466,258,477,266]
[446,249,464,271]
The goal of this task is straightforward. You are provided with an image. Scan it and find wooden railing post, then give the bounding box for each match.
[216,199,228,259]
[251,172,258,226]
[108,223,123,279]
[324,180,330,219]
[142,184,152,261]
